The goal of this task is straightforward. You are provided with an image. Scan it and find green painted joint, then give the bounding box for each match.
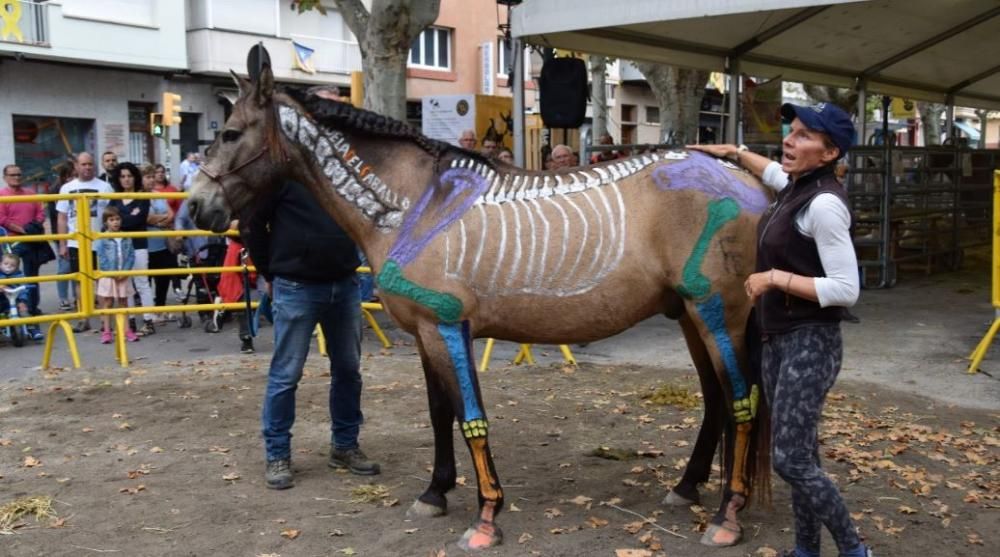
[677,198,741,300]
[377,259,464,323]
[733,384,759,424]
[461,418,489,439]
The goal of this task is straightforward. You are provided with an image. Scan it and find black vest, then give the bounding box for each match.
[755,165,852,334]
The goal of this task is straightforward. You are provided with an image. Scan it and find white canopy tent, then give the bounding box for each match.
[506,0,1000,154]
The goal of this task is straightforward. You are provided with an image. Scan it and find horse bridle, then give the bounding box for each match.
[198,146,269,182]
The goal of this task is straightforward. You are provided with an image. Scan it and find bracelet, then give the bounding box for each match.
[785,271,793,292]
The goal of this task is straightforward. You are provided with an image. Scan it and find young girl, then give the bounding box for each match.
[95,206,139,344]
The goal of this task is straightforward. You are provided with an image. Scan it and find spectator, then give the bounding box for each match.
[550,144,576,169]
[179,152,201,192]
[0,252,43,340]
[480,138,499,159]
[218,218,256,354]
[142,164,176,323]
[49,160,76,311]
[98,151,118,185]
[109,162,154,336]
[153,163,184,296]
[1,163,52,314]
[94,206,139,345]
[245,180,380,489]
[589,133,626,164]
[56,152,114,332]
[458,129,477,151]
[497,147,514,165]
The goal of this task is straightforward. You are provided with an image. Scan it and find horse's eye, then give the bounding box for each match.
[222,129,242,143]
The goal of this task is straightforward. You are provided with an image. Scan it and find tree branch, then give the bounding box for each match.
[333,0,370,39]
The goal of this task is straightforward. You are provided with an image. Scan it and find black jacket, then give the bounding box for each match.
[244,181,359,283]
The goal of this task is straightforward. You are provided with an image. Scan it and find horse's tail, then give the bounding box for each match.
[744,308,772,507]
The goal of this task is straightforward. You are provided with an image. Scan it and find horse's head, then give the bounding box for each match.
[188,65,288,232]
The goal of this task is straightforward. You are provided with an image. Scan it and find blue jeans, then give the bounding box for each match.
[262,275,364,462]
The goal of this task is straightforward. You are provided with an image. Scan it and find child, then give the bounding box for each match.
[95,206,139,344]
[0,252,44,341]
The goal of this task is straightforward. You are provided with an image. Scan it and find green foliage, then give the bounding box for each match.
[291,0,327,15]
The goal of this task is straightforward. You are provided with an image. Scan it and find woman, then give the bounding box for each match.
[154,163,184,296]
[496,147,514,166]
[110,162,154,336]
[49,159,77,312]
[142,164,175,322]
[689,102,870,557]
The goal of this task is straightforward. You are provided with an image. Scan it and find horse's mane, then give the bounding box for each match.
[282,87,495,171]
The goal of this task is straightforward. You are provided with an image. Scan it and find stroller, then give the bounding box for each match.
[176,240,228,331]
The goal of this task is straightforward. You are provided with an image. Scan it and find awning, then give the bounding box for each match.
[513,0,1000,110]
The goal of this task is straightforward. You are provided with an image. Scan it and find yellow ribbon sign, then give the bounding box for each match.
[1,0,24,43]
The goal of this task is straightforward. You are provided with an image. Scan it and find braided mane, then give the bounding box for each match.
[283,87,494,171]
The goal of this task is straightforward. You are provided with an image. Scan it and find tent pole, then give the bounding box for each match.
[725,57,740,143]
[945,94,955,143]
[512,37,526,167]
[855,77,868,145]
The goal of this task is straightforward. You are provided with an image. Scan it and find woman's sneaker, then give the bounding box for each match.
[125,329,140,342]
[100,330,113,344]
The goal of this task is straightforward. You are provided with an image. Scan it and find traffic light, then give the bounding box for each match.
[162,92,182,126]
[149,112,164,137]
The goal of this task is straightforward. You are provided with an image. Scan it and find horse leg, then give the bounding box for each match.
[418,320,504,550]
[684,295,759,547]
[408,339,457,518]
[664,312,725,507]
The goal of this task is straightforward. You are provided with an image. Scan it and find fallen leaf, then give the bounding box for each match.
[518,532,533,544]
[280,528,301,540]
[150,447,164,453]
[967,532,983,545]
[404,528,419,534]
[755,547,778,557]
[615,550,652,557]
[509,503,522,512]
[568,495,593,506]
[23,456,41,468]
[222,473,241,481]
[898,505,917,515]
[339,548,356,555]
[455,476,467,486]
[586,516,609,528]
[118,422,132,430]
[623,521,645,534]
[544,507,562,518]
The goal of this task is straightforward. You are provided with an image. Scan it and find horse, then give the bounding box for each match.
[188,65,773,551]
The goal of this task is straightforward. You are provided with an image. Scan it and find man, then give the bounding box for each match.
[0,164,48,329]
[56,153,114,332]
[550,144,576,169]
[245,180,380,490]
[178,152,200,192]
[480,137,499,159]
[98,151,118,184]
[458,129,477,151]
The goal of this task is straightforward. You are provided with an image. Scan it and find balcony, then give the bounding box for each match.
[0,0,188,71]
[0,1,48,46]
[185,0,362,85]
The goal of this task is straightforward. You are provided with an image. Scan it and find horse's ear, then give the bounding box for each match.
[230,70,251,98]
[254,64,275,107]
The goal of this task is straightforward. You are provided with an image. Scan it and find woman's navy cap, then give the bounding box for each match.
[781,102,856,156]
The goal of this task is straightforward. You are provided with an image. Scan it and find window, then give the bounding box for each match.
[497,37,511,76]
[645,106,660,124]
[410,26,452,70]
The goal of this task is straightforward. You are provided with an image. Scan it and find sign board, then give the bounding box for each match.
[421,94,513,150]
[480,41,495,95]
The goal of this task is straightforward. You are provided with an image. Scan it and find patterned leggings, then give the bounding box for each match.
[762,324,861,555]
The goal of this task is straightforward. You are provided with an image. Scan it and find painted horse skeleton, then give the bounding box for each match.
[189,66,772,550]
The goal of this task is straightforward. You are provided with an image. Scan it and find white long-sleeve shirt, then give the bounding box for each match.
[760,162,859,308]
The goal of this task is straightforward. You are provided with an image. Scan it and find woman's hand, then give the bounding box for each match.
[686,144,739,159]
[744,270,774,303]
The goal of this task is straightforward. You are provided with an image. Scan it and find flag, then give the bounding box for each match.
[292,40,316,74]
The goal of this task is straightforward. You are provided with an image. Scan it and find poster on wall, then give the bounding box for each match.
[421,94,513,150]
[103,123,126,157]
[12,115,97,193]
[742,75,783,144]
[422,94,475,146]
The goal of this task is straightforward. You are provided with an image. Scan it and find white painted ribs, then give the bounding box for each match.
[443,167,649,296]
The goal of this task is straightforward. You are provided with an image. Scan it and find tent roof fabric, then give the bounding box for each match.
[512,0,1000,110]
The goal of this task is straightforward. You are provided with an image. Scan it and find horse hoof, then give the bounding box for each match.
[407,499,446,519]
[699,522,743,547]
[662,489,698,507]
[457,521,503,551]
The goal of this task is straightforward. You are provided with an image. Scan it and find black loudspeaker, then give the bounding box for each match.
[539,57,588,129]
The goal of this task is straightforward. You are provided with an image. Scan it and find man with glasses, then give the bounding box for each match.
[0,164,48,333]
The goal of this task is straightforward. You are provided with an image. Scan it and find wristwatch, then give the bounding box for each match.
[733,144,749,162]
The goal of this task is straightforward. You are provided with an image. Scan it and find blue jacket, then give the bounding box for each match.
[96,238,136,272]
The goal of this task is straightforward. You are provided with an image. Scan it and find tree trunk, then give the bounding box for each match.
[918,102,945,146]
[975,109,989,147]
[332,0,441,120]
[633,62,708,144]
[589,56,608,141]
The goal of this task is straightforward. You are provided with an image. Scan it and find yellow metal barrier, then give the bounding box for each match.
[478,339,577,372]
[1,191,392,368]
[968,170,1000,373]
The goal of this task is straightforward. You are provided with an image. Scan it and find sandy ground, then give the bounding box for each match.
[1,350,997,557]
